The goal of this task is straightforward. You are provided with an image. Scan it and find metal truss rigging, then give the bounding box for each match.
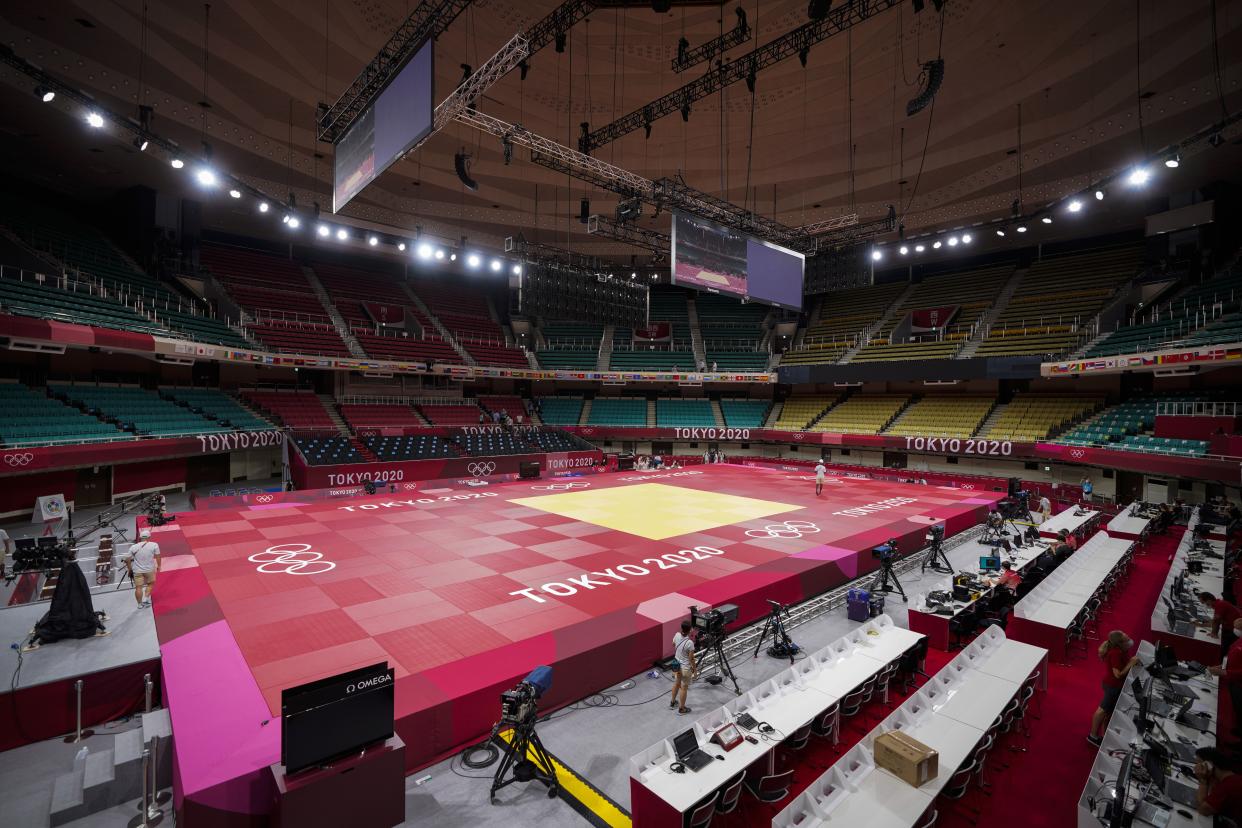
[587,215,670,255]
[806,212,897,247]
[672,7,751,73]
[317,0,471,143]
[579,0,900,154]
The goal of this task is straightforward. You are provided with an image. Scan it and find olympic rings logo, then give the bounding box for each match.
[467,461,497,478]
[1069,449,1087,459]
[254,495,274,503]
[4,453,34,467]
[531,482,590,491]
[793,433,805,441]
[745,520,821,539]
[248,543,336,575]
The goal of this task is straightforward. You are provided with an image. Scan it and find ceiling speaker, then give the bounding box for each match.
[454,152,478,191]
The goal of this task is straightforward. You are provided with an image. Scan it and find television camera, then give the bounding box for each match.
[489,666,557,802]
[753,599,800,662]
[689,604,741,693]
[9,537,72,578]
[870,539,907,602]
[872,539,899,563]
[998,490,1033,521]
[921,524,953,574]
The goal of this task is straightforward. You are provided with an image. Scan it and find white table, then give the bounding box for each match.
[932,671,1024,730]
[967,639,1049,687]
[1107,510,1153,541]
[777,764,935,828]
[1039,506,1102,539]
[1150,511,1227,664]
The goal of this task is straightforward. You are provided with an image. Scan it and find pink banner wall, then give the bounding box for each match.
[289,448,605,489]
[113,458,188,495]
[1154,415,1239,440]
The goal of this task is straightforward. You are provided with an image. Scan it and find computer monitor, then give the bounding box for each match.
[672,728,699,759]
[1110,751,1135,828]
[979,556,1001,572]
[1155,641,1177,669]
[1143,747,1165,795]
[1131,675,1145,702]
[1133,677,1153,733]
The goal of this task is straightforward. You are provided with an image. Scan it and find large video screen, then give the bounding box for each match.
[333,41,434,213]
[671,212,804,310]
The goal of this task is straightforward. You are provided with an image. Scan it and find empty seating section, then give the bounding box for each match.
[608,350,696,371]
[977,246,1142,357]
[773,395,839,429]
[719,399,770,428]
[645,289,693,348]
[587,398,646,426]
[655,398,714,427]
[707,352,770,371]
[811,394,909,433]
[1058,395,1216,456]
[417,402,484,426]
[338,404,423,430]
[454,432,534,456]
[0,382,124,445]
[247,320,352,356]
[781,283,906,366]
[525,430,589,452]
[850,339,961,362]
[477,396,527,419]
[1115,435,1211,457]
[0,274,164,334]
[241,391,335,429]
[51,385,228,436]
[293,435,361,464]
[981,395,1102,441]
[695,293,767,353]
[352,331,460,363]
[538,397,584,425]
[537,321,602,370]
[1087,268,1242,356]
[161,388,273,431]
[884,396,995,438]
[312,263,409,323]
[1178,312,1242,346]
[412,282,528,367]
[365,435,458,460]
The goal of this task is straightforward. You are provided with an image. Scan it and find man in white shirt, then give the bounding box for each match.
[0,526,13,557]
[669,620,697,715]
[814,460,827,496]
[1038,494,1052,523]
[121,529,161,609]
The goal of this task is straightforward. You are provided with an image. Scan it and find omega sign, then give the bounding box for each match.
[903,436,1014,457]
[346,673,393,694]
[673,427,750,440]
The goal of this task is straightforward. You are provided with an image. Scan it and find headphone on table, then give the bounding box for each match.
[670,762,686,774]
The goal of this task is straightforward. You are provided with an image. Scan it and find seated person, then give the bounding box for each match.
[1195,746,1242,822]
[1058,528,1078,551]
[994,560,1022,592]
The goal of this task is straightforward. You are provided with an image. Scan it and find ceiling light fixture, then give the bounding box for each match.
[962,234,972,244]
[899,246,909,255]
[86,112,104,128]
[915,244,925,252]
[416,242,432,259]
[947,236,959,247]
[36,86,54,103]
[996,229,1005,237]
[317,224,330,237]
[1095,189,1105,200]
[1068,199,1082,213]
[490,259,503,272]
[228,188,241,199]
[1041,216,1052,224]
[170,158,184,169]
[871,249,882,261]
[368,235,378,246]
[397,242,406,252]
[286,216,300,229]
[1016,225,1027,233]
[337,228,348,241]
[1127,167,1151,186]
[932,241,942,249]
[1165,153,1180,169]
[195,168,218,187]
[436,249,447,261]
[467,253,482,268]
[258,201,269,213]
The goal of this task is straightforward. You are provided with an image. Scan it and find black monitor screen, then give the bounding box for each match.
[1111,751,1134,828]
[979,556,1001,572]
[281,662,394,775]
[672,728,698,758]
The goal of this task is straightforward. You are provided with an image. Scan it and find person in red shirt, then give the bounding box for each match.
[996,561,1022,592]
[1195,746,1242,821]
[1208,617,1242,738]
[1199,591,1242,658]
[1088,630,1138,746]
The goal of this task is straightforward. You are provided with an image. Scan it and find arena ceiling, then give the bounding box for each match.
[1,0,1241,262]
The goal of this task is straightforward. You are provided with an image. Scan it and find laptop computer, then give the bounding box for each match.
[1133,799,1172,828]
[1165,776,1199,808]
[672,729,714,772]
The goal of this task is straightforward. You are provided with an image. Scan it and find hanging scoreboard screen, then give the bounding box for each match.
[333,41,434,213]
[670,211,804,311]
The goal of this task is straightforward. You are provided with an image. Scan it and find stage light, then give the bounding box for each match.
[996,229,1005,236]
[871,249,882,261]
[195,167,218,187]
[258,201,269,213]
[170,158,184,169]
[490,258,503,272]
[630,271,638,277]
[368,235,378,246]
[899,246,909,255]
[228,188,241,199]
[513,264,523,275]
[915,244,925,252]
[1127,167,1150,186]
[317,224,330,237]
[947,236,958,247]
[397,242,406,252]
[467,253,482,268]
[1041,216,1052,224]
[435,249,447,260]
[1165,153,1180,169]
[417,242,433,259]
[134,137,149,151]
[1068,199,1083,212]
[36,86,54,103]
[86,112,104,128]
[448,252,456,261]
[1095,189,1105,200]
[932,240,942,249]
[962,234,972,244]
[337,228,349,241]
[287,216,300,229]
[1016,225,1027,233]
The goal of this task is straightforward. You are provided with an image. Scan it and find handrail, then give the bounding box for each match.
[1155,401,1239,417]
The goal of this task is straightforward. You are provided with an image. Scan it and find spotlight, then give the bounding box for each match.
[1127,167,1150,186]
[86,112,104,128]
[195,167,218,187]
[170,158,184,169]
[258,201,269,213]
[915,244,925,252]
[1041,216,1052,224]
[490,258,503,272]
[448,252,456,261]
[134,137,149,151]
[1165,153,1180,169]
[368,235,379,246]
[962,234,972,244]
[899,246,909,255]
[35,86,54,103]
[947,236,958,246]
[398,242,406,252]
[932,240,942,249]
[436,249,447,260]
[871,249,882,261]
[467,253,482,268]
[287,216,300,229]
[996,229,1006,237]
[337,228,349,241]
[1016,225,1027,233]
[417,242,433,259]
[513,264,524,275]
[1067,199,1082,213]
[228,188,241,199]
[1095,189,1105,200]
[317,224,330,237]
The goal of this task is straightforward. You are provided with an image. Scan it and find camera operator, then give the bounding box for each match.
[668,620,697,716]
[120,529,161,609]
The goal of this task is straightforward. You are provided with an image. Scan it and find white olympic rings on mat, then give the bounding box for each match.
[467,461,497,477]
[248,543,336,575]
[531,482,590,491]
[745,520,821,539]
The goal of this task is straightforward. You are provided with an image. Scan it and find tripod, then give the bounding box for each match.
[704,634,742,694]
[921,539,954,574]
[753,602,799,663]
[490,713,558,803]
[873,557,907,602]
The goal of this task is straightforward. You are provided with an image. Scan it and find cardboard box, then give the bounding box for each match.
[874,730,939,788]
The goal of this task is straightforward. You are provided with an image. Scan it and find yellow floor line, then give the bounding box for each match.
[498,728,632,828]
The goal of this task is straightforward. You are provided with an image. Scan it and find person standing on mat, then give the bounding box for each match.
[1209,616,1242,738]
[814,460,827,496]
[669,620,696,716]
[1088,630,1138,746]
[120,528,161,609]
[1198,591,1241,658]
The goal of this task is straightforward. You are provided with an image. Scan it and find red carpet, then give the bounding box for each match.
[716,527,1184,827]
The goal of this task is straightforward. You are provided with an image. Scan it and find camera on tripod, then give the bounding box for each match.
[925,524,945,544]
[499,666,553,725]
[11,538,71,575]
[690,603,738,648]
[872,539,899,562]
[998,491,1031,520]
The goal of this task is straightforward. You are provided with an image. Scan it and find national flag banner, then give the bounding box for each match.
[632,321,672,342]
[909,305,959,333]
